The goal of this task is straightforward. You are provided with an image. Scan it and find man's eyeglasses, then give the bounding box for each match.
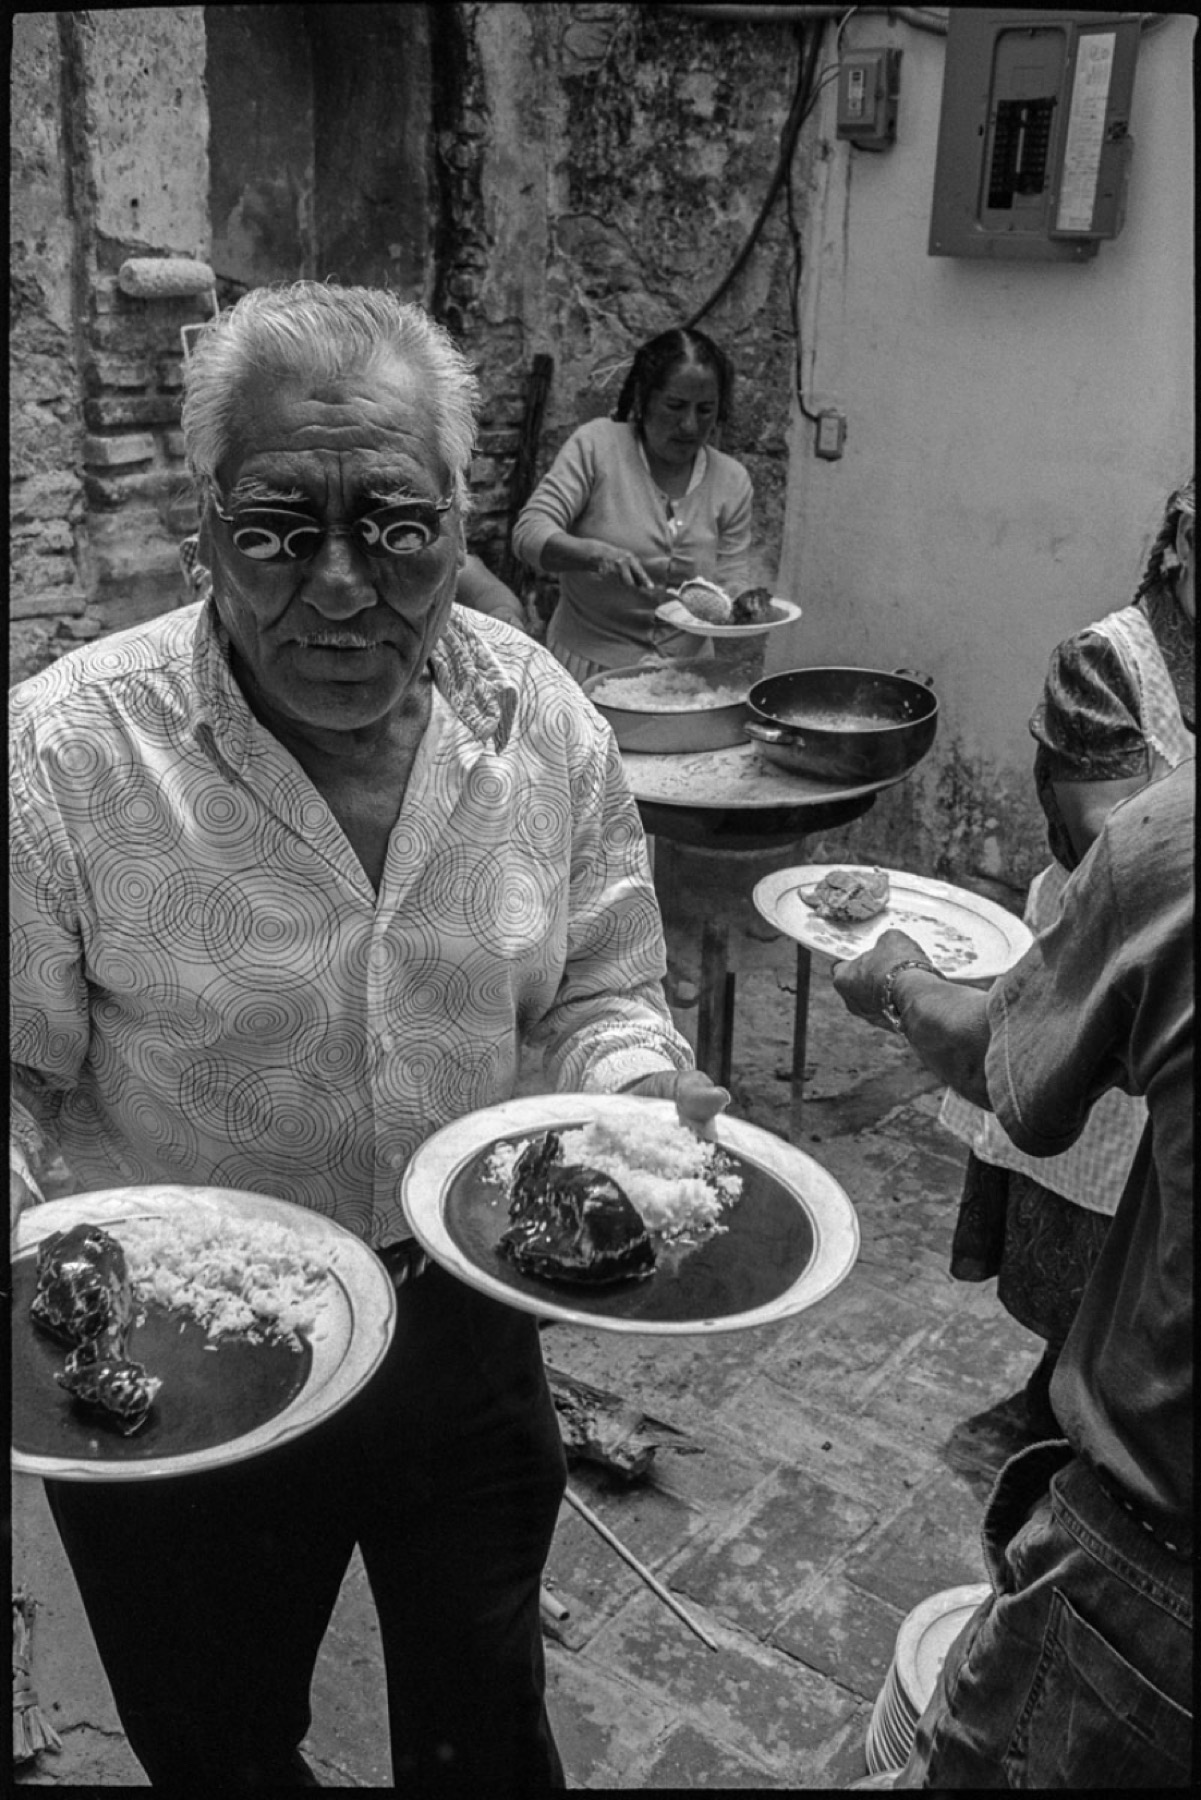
[210,492,454,564]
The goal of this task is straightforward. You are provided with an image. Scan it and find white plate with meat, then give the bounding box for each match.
[655,594,801,639]
[752,865,1032,983]
[401,1094,859,1334]
[12,1187,396,1481]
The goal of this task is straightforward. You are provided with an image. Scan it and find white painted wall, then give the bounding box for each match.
[770,12,1194,884]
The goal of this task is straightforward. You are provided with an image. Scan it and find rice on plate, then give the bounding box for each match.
[119,1202,331,1351]
[487,1103,741,1244]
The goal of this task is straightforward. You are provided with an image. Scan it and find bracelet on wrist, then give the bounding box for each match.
[879,958,941,1035]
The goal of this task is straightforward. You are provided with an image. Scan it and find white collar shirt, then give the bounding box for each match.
[10,600,689,1245]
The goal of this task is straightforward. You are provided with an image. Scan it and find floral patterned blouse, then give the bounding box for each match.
[1030,580,1195,872]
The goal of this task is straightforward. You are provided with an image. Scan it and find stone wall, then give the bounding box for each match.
[10,14,90,686]
[10,3,808,679]
[10,10,215,684]
[72,8,213,637]
[457,2,806,612]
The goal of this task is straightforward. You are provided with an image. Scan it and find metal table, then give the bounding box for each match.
[623,743,900,1138]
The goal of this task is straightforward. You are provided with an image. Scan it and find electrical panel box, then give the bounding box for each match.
[929,10,1142,261]
[836,48,902,148]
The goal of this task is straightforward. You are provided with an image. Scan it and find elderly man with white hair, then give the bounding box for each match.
[10,282,727,1789]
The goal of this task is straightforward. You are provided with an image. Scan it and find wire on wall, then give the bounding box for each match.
[674,7,1174,422]
[684,18,827,333]
[662,7,1169,36]
[784,68,829,422]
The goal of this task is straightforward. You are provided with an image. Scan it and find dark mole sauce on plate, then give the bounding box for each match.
[13,1253,312,1462]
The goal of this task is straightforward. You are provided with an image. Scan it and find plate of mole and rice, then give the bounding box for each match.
[12,1188,396,1481]
[401,1095,859,1334]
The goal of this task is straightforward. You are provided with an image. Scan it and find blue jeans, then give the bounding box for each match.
[899,1440,1193,1788]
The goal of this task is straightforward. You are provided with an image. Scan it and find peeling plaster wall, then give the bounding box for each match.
[73,7,213,637]
[770,14,1196,891]
[8,8,216,679]
[83,8,209,253]
[10,14,90,685]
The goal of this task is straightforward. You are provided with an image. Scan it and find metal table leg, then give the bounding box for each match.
[696,920,735,1088]
[650,832,822,1116]
[789,943,813,1142]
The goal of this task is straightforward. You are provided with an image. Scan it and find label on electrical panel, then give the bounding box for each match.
[1055,32,1116,233]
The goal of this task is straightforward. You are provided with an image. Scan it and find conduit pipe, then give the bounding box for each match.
[660,7,1169,34]
[659,4,948,28]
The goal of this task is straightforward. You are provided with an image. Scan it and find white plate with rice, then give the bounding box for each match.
[12,1187,396,1481]
[401,1094,859,1334]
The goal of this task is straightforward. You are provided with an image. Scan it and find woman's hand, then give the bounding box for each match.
[830,928,930,1029]
[539,532,664,591]
[581,539,658,589]
[644,553,696,590]
[831,930,993,1104]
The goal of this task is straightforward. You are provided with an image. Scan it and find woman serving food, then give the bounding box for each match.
[511,327,756,682]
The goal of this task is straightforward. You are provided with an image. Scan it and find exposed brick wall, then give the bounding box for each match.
[80,259,210,635]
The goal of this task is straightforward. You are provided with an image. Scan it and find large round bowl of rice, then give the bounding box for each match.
[583,660,749,753]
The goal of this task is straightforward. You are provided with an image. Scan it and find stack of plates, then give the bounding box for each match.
[864,1584,990,1777]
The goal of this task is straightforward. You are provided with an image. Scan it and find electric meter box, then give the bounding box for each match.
[929,9,1141,261]
[836,48,902,148]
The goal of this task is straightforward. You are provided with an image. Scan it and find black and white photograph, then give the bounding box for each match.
[10,6,1193,1788]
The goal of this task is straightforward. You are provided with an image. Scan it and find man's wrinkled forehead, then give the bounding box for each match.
[218,355,449,493]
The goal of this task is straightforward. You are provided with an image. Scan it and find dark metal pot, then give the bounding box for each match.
[745,666,938,784]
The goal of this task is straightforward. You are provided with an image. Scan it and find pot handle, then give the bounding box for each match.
[892,667,935,689]
[744,720,799,746]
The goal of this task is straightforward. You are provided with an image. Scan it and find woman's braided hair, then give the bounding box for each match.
[1135,475,1195,602]
[613,327,734,431]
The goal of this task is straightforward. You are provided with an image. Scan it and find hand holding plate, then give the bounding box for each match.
[831,927,930,1026]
